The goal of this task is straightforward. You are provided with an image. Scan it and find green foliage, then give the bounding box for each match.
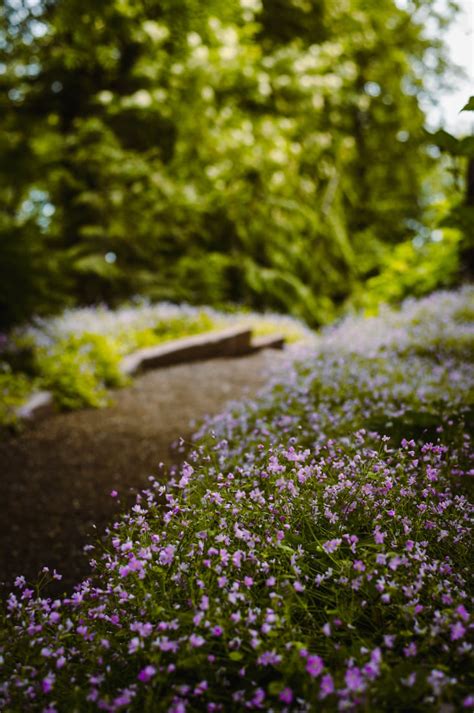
[352,229,461,313]
[38,334,126,411]
[0,0,453,327]
[0,368,31,429]
[2,303,309,424]
[461,96,474,112]
[26,314,220,411]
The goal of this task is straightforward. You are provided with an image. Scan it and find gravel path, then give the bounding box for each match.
[0,350,285,594]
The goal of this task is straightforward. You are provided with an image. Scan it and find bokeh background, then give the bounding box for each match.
[1,0,473,329]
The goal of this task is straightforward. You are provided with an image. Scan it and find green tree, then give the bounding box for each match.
[0,0,457,328]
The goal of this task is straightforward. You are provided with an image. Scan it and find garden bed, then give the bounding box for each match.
[0,288,472,711]
[1,303,310,429]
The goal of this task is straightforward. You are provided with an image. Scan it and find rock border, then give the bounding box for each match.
[15,327,285,425]
[121,326,253,376]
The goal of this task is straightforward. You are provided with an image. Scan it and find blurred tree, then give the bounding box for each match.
[0,0,455,328]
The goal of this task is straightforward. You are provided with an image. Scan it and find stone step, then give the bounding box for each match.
[120,326,253,376]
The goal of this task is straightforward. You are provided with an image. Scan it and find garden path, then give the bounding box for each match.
[0,349,286,594]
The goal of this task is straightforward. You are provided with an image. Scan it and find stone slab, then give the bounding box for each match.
[120,326,253,376]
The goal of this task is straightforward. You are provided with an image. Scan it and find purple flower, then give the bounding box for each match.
[232,551,243,568]
[14,575,26,589]
[42,673,55,694]
[345,667,365,692]
[159,545,176,566]
[189,633,205,648]
[450,622,466,641]
[322,538,342,553]
[319,673,334,698]
[373,527,386,544]
[138,665,156,683]
[306,655,324,678]
[257,650,282,666]
[279,687,293,704]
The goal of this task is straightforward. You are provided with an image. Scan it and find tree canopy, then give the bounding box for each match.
[0,0,462,327]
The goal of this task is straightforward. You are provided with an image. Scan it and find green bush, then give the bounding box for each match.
[38,334,126,411]
[351,229,461,314]
[0,368,32,428]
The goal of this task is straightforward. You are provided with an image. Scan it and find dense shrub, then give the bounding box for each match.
[0,288,472,711]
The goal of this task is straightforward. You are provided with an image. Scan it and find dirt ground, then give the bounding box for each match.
[0,350,285,595]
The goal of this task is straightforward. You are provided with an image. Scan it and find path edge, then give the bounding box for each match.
[15,327,285,425]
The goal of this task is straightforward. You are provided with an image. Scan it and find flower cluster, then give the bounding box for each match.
[0,289,472,711]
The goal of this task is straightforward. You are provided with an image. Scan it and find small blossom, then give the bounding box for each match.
[306,655,324,678]
[138,665,156,683]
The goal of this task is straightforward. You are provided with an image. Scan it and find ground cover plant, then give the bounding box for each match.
[0,287,473,711]
[0,302,311,424]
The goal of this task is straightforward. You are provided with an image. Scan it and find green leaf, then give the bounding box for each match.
[461,96,474,112]
[430,129,460,154]
[268,681,284,696]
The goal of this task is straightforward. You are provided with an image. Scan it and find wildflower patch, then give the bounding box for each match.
[0,288,472,711]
